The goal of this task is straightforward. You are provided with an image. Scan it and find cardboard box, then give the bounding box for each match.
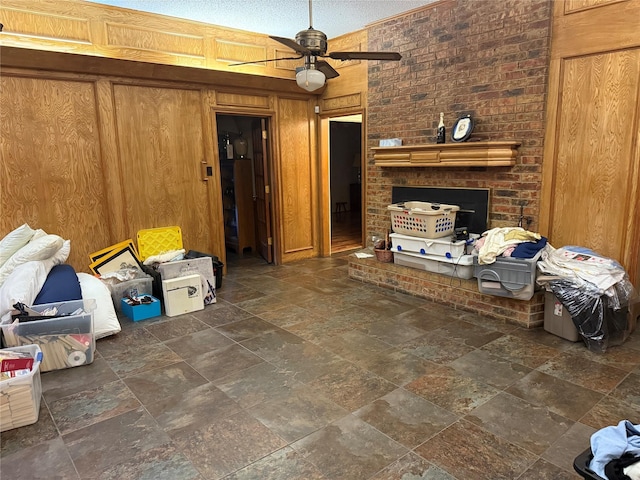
[120,295,161,322]
[162,274,204,317]
[0,344,43,432]
[544,291,580,342]
[157,257,216,305]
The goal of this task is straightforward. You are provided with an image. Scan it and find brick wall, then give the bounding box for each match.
[366,0,552,242]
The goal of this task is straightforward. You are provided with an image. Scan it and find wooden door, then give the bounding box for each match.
[0,75,112,271]
[252,118,273,263]
[276,97,319,263]
[540,0,640,288]
[112,84,216,255]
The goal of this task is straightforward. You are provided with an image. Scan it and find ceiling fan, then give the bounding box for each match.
[230,0,402,91]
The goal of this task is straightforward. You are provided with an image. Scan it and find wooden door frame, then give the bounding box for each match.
[318,109,366,256]
[211,108,277,268]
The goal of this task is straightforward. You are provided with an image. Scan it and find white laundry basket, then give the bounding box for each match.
[387,201,460,239]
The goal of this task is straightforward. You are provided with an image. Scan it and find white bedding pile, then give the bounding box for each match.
[0,224,120,338]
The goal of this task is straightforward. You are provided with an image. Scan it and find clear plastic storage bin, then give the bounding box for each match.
[1,299,96,372]
[108,276,153,313]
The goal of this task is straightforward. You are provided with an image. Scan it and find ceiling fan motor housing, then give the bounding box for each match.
[296,28,327,55]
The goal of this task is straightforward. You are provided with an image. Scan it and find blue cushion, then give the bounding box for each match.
[33,264,82,305]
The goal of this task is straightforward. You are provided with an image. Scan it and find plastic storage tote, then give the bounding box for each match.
[392,250,475,279]
[387,202,460,239]
[1,299,96,372]
[136,226,183,261]
[108,275,153,313]
[544,291,580,342]
[0,344,43,432]
[390,232,473,258]
[473,251,542,301]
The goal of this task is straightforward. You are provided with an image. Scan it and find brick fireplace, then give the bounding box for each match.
[349,0,552,328]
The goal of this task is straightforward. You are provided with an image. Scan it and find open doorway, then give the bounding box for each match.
[216,114,274,264]
[329,114,363,253]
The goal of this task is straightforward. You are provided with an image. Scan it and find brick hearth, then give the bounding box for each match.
[349,256,544,329]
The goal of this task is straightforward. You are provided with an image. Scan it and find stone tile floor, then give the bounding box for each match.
[1,251,640,479]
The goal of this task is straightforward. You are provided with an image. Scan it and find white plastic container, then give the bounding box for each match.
[0,344,43,432]
[387,201,460,239]
[392,250,475,279]
[390,232,474,258]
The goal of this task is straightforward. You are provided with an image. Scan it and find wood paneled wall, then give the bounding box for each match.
[0,74,112,269]
[0,0,297,80]
[0,0,340,270]
[0,0,376,270]
[540,0,640,288]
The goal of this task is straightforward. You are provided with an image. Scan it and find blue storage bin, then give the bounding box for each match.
[121,295,161,322]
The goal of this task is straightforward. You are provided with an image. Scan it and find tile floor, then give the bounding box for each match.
[2,252,640,479]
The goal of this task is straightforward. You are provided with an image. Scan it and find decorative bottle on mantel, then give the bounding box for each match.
[436,112,446,144]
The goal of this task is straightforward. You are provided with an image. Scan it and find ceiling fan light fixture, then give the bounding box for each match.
[296,68,325,92]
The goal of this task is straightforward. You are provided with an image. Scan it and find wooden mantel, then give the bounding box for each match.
[372,141,520,167]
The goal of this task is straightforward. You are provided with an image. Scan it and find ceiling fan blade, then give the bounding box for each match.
[316,60,339,79]
[229,55,303,67]
[328,51,402,61]
[270,35,311,55]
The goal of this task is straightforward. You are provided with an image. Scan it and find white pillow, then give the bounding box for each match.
[0,261,49,324]
[0,224,35,268]
[77,273,121,339]
[0,234,64,287]
[30,229,48,241]
[41,240,71,272]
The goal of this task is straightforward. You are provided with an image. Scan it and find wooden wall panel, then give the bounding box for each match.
[0,75,111,271]
[541,0,640,288]
[564,0,627,13]
[0,0,299,80]
[546,51,640,261]
[320,30,368,115]
[213,39,267,64]
[276,97,317,260]
[1,6,91,43]
[104,23,206,59]
[215,91,272,109]
[551,0,640,57]
[112,84,216,256]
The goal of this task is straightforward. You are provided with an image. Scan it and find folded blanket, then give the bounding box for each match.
[511,237,547,259]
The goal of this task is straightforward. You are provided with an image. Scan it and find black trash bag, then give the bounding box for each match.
[549,279,632,353]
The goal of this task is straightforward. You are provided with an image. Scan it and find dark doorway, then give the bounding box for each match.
[216,114,273,263]
[329,116,362,253]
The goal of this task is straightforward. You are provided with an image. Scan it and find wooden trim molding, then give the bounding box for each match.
[372,141,520,167]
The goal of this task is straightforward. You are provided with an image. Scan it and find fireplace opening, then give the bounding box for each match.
[391,186,490,235]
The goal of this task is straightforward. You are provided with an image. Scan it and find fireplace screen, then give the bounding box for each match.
[391,186,489,235]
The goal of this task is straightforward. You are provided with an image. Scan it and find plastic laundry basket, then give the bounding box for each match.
[387,201,460,239]
[573,447,606,480]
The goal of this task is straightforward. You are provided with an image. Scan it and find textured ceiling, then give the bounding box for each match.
[86,0,434,39]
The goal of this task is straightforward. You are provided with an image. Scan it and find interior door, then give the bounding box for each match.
[252,118,273,263]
